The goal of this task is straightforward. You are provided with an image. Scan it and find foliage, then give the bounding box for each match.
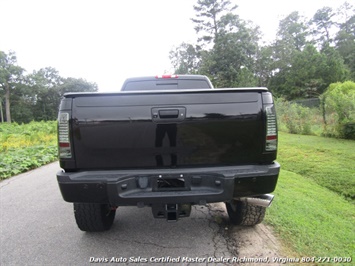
[335,2,355,80]
[0,145,57,178]
[271,45,348,99]
[275,98,313,135]
[275,85,355,140]
[0,121,57,179]
[0,51,25,123]
[26,67,64,122]
[255,46,274,87]
[276,11,308,52]
[309,6,336,47]
[0,51,98,124]
[172,0,261,88]
[169,43,201,74]
[321,81,355,139]
[170,1,354,101]
[191,0,237,44]
[342,122,355,139]
[202,28,260,87]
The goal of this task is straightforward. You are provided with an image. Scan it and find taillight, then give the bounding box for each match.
[265,105,277,151]
[58,112,72,158]
[155,75,178,79]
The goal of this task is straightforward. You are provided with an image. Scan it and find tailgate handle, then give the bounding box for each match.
[159,109,179,119]
[152,107,186,122]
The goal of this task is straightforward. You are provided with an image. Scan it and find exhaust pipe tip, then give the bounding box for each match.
[240,194,275,208]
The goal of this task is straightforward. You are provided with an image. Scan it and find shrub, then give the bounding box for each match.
[341,122,355,140]
[275,98,313,135]
[321,81,355,139]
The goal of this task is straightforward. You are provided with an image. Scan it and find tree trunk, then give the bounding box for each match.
[5,82,11,123]
[0,98,4,122]
[321,97,327,126]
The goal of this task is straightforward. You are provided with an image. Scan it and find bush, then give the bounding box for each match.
[321,81,355,139]
[341,122,355,140]
[275,98,313,135]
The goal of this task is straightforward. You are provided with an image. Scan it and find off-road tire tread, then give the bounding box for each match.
[226,200,266,226]
[74,203,116,232]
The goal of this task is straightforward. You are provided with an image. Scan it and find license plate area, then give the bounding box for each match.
[152,175,191,192]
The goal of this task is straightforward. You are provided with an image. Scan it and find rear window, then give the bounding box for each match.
[122,79,211,91]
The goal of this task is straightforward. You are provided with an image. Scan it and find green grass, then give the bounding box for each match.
[277,132,355,201]
[266,170,354,258]
[0,121,58,179]
[265,132,355,259]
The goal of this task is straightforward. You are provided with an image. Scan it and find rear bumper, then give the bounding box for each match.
[57,162,280,206]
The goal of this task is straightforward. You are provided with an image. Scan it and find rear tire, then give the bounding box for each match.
[225,200,266,226]
[74,203,116,232]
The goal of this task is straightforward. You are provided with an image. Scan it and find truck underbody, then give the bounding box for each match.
[58,163,279,226]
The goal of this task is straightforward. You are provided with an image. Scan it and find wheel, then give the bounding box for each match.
[73,203,116,232]
[225,200,266,226]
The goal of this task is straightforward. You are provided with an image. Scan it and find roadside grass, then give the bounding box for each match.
[277,132,355,201]
[265,132,355,259]
[266,170,354,258]
[0,121,58,179]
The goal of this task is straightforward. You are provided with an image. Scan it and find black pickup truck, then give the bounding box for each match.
[56,75,280,231]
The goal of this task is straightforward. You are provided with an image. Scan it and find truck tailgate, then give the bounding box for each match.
[70,90,268,170]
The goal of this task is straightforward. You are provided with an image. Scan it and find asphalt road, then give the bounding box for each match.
[0,162,244,266]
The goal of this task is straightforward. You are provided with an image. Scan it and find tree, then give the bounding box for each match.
[271,45,321,99]
[1,50,99,123]
[336,1,355,33]
[309,7,336,48]
[203,21,260,87]
[271,45,348,99]
[25,67,64,121]
[170,0,353,96]
[0,51,25,123]
[191,0,237,44]
[58,77,98,95]
[188,0,261,87]
[320,45,349,86]
[169,43,200,74]
[335,2,355,80]
[277,11,309,51]
[267,11,348,98]
[0,97,3,122]
[255,46,274,87]
[32,76,98,121]
[273,12,309,74]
